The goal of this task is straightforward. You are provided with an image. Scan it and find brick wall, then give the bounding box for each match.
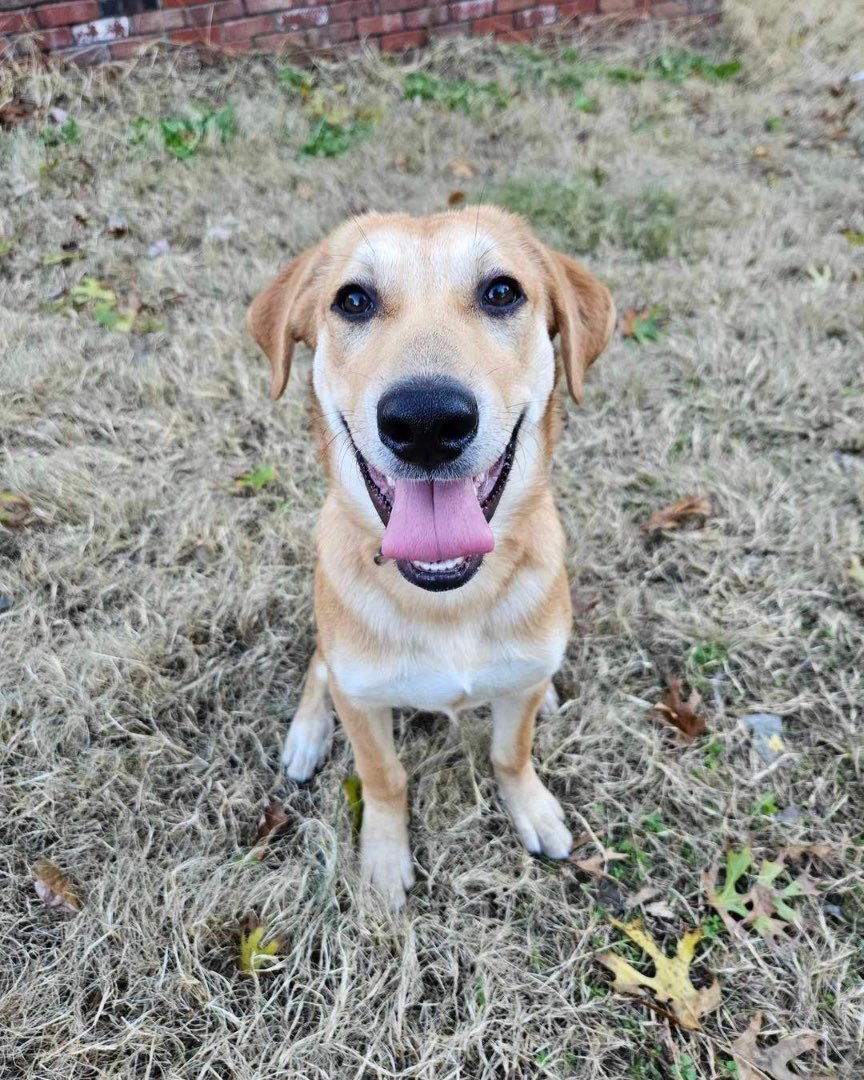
[0,0,721,64]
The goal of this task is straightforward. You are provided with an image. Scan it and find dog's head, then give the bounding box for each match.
[249,207,614,592]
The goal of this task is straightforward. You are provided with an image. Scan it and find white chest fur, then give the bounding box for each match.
[329,624,567,712]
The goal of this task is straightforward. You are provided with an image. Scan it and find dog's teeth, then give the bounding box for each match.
[414,557,466,572]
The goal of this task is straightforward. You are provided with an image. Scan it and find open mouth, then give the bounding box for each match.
[353,415,523,592]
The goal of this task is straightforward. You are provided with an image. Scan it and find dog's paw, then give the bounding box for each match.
[498,773,572,861]
[281,710,334,782]
[360,807,415,910]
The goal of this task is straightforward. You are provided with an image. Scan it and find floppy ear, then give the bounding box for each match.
[543,250,615,406]
[247,243,327,401]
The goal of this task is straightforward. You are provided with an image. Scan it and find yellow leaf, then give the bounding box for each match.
[238,920,281,974]
[32,858,82,913]
[597,918,720,1030]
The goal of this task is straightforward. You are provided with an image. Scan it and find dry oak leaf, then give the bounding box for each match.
[570,845,628,879]
[0,492,35,529]
[32,859,82,914]
[249,799,289,859]
[731,1013,832,1080]
[598,918,720,1030]
[448,157,477,179]
[640,495,711,534]
[652,678,708,740]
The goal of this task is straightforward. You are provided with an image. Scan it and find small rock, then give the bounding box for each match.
[49,107,69,124]
[742,712,785,764]
[147,238,170,259]
[776,804,802,826]
[205,225,232,242]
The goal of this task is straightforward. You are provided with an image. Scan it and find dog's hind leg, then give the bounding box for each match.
[282,644,334,782]
[491,679,572,861]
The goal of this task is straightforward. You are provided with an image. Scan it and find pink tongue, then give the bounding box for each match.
[381,479,495,562]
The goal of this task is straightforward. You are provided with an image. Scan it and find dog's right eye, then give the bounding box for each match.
[333,284,376,320]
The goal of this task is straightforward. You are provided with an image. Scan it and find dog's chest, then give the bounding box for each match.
[330,627,566,711]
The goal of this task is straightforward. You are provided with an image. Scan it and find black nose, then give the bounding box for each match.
[377,376,479,469]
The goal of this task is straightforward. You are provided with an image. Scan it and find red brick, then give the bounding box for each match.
[496,25,531,38]
[32,25,74,49]
[472,13,512,32]
[109,33,160,56]
[251,28,306,50]
[276,6,328,31]
[451,0,492,18]
[328,0,373,19]
[37,1,98,28]
[381,0,427,9]
[514,4,557,28]
[170,23,222,41]
[68,42,111,62]
[380,27,425,48]
[185,1,244,26]
[244,0,288,14]
[0,10,35,34]
[430,21,469,34]
[405,5,449,27]
[357,12,402,34]
[495,0,536,10]
[650,1,690,14]
[599,0,637,9]
[220,13,274,40]
[162,0,206,8]
[558,0,598,16]
[320,20,356,42]
[132,8,184,33]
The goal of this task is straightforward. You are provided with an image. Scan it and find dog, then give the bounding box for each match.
[248,207,614,907]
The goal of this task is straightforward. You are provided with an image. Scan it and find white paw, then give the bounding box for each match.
[539,683,560,717]
[281,711,334,782]
[360,806,415,910]
[498,774,572,860]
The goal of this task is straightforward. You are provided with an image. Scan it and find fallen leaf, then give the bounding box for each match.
[249,800,288,859]
[847,556,864,588]
[570,845,628,879]
[731,1013,830,1080]
[232,463,276,493]
[651,678,708,740]
[447,190,466,206]
[640,495,711,533]
[0,492,34,529]
[703,847,819,943]
[645,899,677,920]
[742,713,785,765]
[238,915,281,974]
[342,774,364,843]
[296,182,315,199]
[0,103,32,128]
[597,918,720,1030]
[619,306,663,344]
[105,213,129,238]
[752,145,772,158]
[569,584,599,635]
[448,157,477,179]
[780,844,835,862]
[840,228,864,246]
[32,859,82,914]
[627,885,661,908]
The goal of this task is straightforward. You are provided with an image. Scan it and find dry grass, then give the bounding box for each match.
[1,9,863,1078]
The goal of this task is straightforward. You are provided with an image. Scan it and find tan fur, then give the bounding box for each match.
[251,207,614,907]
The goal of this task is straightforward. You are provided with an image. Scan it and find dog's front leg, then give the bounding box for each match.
[330,682,414,909]
[282,644,335,782]
[491,680,573,861]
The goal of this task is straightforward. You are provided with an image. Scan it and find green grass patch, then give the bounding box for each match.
[404,71,509,116]
[491,176,679,259]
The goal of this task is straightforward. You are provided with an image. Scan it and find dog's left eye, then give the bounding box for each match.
[333,284,375,320]
[480,276,524,313]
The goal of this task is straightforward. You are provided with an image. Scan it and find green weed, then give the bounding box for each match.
[404,71,509,116]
